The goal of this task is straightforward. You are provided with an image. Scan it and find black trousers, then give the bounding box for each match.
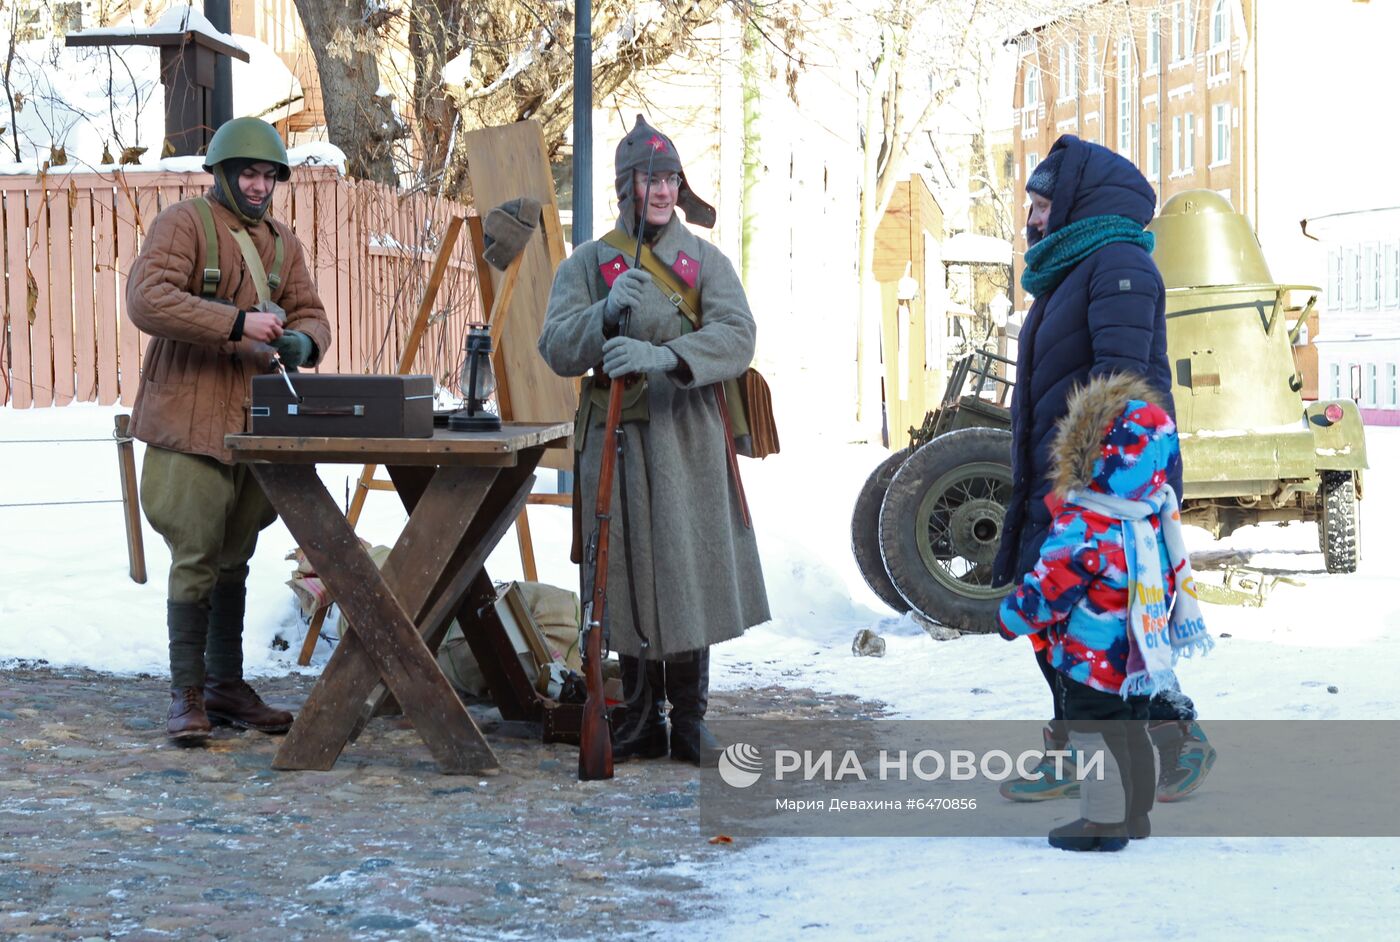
[1055,672,1155,822]
[1035,644,1194,744]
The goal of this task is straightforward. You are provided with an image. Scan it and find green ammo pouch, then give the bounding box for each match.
[573,372,649,454]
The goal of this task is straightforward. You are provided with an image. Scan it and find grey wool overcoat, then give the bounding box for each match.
[538,214,771,659]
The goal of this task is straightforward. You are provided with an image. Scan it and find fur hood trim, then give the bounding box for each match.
[1050,372,1167,498]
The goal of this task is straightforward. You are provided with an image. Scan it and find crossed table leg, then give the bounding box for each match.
[253,450,540,774]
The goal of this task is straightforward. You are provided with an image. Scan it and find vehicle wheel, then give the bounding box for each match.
[1320,470,1359,574]
[878,428,1014,633]
[851,448,913,613]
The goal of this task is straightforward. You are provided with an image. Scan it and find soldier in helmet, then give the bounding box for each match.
[538,115,770,766]
[126,117,331,742]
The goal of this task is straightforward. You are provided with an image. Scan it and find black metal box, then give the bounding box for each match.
[250,374,435,438]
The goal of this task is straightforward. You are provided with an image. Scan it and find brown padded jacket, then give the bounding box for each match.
[127,190,331,463]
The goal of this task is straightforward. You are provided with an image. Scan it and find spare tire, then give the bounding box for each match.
[878,427,1013,632]
[851,448,912,613]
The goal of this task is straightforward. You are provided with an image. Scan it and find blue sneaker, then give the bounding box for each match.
[1000,726,1081,802]
[1152,720,1218,802]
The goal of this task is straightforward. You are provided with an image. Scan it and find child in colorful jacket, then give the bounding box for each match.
[998,372,1212,851]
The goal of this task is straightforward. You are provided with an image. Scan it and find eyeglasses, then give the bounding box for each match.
[639,172,682,190]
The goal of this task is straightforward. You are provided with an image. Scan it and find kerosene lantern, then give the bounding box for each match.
[449,325,501,431]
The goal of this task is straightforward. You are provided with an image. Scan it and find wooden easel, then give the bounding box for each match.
[295,213,545,665]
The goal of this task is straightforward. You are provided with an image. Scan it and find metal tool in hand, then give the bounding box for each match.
[270,351,302,403]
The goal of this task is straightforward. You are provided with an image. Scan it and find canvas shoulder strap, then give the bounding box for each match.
[600,229,701,328]
[191,197,221,297]
[191,198,286,301]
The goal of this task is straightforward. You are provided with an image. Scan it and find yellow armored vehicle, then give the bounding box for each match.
[853,190,1366,632]
[1150,190,1365,572]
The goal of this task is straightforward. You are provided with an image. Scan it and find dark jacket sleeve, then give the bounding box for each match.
[1085,247,1161,381]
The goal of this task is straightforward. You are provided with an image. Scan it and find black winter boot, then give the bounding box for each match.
[666,650,721,766]
[1126,720,1156,839]
[612,655,668,761]
[205,574,248,681]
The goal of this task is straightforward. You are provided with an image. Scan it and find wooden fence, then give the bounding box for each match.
[0,165,485,408]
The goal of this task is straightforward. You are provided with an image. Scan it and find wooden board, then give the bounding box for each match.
[460,120,576,471]
[225,421,571,465]
[72,188,97,402]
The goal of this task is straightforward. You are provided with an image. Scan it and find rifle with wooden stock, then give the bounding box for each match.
[578,153,660,781]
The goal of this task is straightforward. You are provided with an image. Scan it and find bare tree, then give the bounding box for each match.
[289,0,403,184]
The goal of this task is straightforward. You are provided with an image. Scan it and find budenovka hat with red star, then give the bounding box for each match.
[614,114,717,234]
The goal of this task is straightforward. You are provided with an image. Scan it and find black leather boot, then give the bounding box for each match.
[612,655,668,761]
[666,649,721,766]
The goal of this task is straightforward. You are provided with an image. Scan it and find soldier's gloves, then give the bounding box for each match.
[254,299,288,325]
[603,269,650,331]
[272,330,314,369]
[601,336,677,378]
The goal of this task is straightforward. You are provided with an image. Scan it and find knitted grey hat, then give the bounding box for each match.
[1026,147,1064,199]
[613,114,716,235]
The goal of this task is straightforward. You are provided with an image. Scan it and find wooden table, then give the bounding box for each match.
[226,422,572,774]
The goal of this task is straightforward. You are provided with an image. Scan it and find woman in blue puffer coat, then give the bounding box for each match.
[992,134,1215,802]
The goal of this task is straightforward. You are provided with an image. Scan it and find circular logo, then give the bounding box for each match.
[718,743,763,788]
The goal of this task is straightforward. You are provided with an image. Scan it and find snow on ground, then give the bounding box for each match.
[2,403,1399,939]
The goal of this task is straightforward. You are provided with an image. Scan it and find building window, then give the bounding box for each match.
[1025,64,1040,108]
[1147,12,1161,73]
[1388,242,1400,308]
[1347,247,1361,310]
[1370,243,1384,308]
[1087,35,1101,90]
[1212,103,1230,164]
[1147,121,1160,180]
[1328,250,1342,311]
[1211,0,1230,48]
[1117,37,1133,158]
[1330,363,1342,400]
[1173,113,1196,172]
[1027,153,1039,181]
[1388,363,1398,407]
[1059,43,1078,99]
[1171,2,1185,61]
[1365,363,1378,407]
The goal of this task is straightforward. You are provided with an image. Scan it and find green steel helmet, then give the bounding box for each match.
[203,117,291,181]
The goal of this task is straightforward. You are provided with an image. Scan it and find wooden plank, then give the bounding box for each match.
[460,120,575,471]
[314,177,342,370]
[225,421,571,464]
[72,187,97,401]
[4,190,33,407]
[399,215,464,373]
[114,178,144,407]
[94,187,120,405]
[47,186,76,405]
[335,179,355,372]
[29,186,54,407]
[258,463,498,774]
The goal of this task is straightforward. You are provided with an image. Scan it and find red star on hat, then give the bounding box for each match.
[647,135,667,152]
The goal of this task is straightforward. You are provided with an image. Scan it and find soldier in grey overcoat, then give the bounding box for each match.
[538,116,770,765]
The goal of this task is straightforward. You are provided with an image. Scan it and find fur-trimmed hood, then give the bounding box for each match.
[1050,373,1179,501]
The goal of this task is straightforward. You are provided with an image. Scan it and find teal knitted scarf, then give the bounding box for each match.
[1020,215,1155,298]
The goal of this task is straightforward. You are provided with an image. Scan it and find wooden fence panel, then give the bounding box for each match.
[114,183,142,407]
[73,187,97,402]
[94,187,120,405]
[1,167,485,408]
[29,189,54,407]
[3,191,32,407]
[47,185,77,405]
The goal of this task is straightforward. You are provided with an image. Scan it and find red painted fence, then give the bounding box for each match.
[1,166,484,408]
